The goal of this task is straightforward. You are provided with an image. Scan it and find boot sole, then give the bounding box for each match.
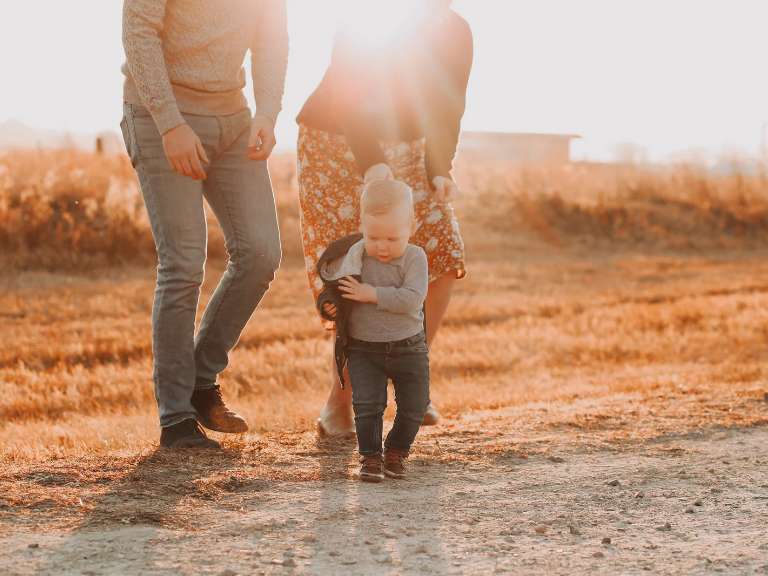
[197,417,249,434]
[360,473,385,483]
[383,469,406,479]
[160,440,221,450]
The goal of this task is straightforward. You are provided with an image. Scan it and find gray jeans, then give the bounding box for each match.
[120,103,281,427]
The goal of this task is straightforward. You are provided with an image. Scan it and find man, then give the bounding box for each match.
[120,0,289,449]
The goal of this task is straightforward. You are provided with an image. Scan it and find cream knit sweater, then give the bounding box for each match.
[122,0,288,134]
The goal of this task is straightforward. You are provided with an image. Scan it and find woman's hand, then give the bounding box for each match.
[338,276,377,303]
[248,114,277,160]
[162,123,210,180]
[432,175,460,202]
[363,163,394,184]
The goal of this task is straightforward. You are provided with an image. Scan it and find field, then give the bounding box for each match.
[1,150,768,574]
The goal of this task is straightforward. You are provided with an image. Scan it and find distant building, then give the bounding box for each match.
[459,131,580,165]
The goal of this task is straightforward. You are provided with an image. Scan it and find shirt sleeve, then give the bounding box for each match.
[375,248,429,315]
[122,0,185,135]
[424,14,474,182]
[329,32,388,175]
[250,0,289,124]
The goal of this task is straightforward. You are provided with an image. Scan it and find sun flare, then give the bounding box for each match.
[337,0,431,49]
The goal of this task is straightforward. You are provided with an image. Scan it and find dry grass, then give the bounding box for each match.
[1,150,767,531]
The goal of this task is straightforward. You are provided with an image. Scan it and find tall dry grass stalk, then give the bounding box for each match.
[1,149,767,270]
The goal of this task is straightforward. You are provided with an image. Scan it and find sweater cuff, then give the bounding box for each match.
[152,102,186,135]
[254,101,281,126]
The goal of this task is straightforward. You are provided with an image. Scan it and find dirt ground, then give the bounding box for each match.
[3,247,768,574]
[2,406,768,575]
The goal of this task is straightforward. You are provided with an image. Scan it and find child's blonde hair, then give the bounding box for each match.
[360,179,414,222]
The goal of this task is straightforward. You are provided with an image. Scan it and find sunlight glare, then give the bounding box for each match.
[337,0,429,49]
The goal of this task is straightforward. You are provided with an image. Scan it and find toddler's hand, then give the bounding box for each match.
[338,276,377,303]
[322,302,338,319]
[363,163,393,184]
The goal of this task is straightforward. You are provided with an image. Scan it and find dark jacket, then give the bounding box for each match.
[296,11,473,182]
[315,233,365,388]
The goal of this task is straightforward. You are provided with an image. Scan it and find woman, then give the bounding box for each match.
[296,0,473,436]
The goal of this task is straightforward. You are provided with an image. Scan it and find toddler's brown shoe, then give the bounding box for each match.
[359,454,385,483]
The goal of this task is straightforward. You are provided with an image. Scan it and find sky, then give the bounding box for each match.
[1,0,766,162]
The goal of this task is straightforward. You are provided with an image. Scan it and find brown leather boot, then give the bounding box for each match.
[383,448,409,479]
[160,419,221,450]
[191,386,249,433]
[359,454,385,483]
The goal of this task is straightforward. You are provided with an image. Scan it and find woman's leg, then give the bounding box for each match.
[317,334,355,436]
[425,272,456,348]
[421,272,456,425]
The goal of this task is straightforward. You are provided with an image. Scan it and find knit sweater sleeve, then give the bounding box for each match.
[250,0,289,124]
[122,0,185,135]
[375,248,429,315]
[424,14,473,182]
[330,33,388,176]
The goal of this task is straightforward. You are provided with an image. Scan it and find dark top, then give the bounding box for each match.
[296,11,473,182]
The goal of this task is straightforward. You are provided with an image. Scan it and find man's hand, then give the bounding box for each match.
[338,276,377,303]
[363,162,394,184]
[162,124,209,180]
[248,114,277,160]
[432,175,460,202]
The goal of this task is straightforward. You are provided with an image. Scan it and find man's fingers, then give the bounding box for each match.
[179,157,195,179]
[169,158,183,175]
[196,140,210,165]
[190,152,207,180]
[249,136,275,160]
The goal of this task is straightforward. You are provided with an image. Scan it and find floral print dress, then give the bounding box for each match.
[297,124,466,320]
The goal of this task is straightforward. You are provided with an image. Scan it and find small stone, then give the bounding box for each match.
[685,507,695,514]
[28,543,40,549]
[534,525,548,535]
[694,500,703,507]
[602,537,612,545]
[656,522,672,532]
[763,392,768,403]
[218,570,238,576]
[341,560,357,565]
[568,524,581,536]
[414,545,429,554]
[606,479,620,487]
[548,456,565,463]
[634,491,644,499]
[282,559,297,568]
[301,535,317,543]
[329,551,341,557]
[593,551,605,558]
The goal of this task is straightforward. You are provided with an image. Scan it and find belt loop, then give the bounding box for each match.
[385,342,393,354]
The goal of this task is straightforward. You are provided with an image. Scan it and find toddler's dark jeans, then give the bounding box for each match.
[347,331,430,456]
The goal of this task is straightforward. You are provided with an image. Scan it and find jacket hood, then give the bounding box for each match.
[319,237,366,282]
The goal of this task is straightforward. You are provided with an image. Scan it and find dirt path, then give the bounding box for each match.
[2,412,768,575]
